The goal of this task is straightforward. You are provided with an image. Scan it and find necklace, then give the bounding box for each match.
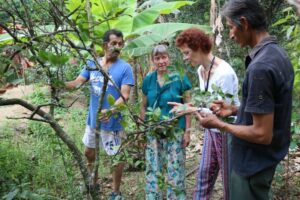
[204,56,215,92]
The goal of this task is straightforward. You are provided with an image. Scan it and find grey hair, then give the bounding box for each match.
[151,44,169,58]
[221,0,267,31]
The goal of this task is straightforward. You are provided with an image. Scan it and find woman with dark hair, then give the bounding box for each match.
[171,28,239,200]
[140,44,192,199]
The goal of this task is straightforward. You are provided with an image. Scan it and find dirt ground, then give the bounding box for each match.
[0,85,35,122]
[1,85,299,200]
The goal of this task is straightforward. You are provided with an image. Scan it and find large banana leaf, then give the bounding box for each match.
[150,1,194,15]
[132,22,211,37]
[123,33,162,57]
[123,23,211,58]
[132,1,194,32]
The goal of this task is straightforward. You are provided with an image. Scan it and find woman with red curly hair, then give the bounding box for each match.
[173,28,240,200]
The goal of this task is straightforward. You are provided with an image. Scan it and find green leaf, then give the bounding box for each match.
[52,79,65,88]
[4,188,19,200]
[49,54,69,66]
[123,33,162,57]
[126,34,162,48]
[273,15,292,27]
[211,84,218,91]
[282,6,294,13]
[132,9,160,31]
[132,22,211,38]
[134,160,144,167]
[125,23,210,57]
[132,1,193,32]
[120,119,128,127]
[0,33,14,43]
[124,46,153,57]
[289,141,297,150]
[116,103,126,111]
[38,50,49,61]
[150,1,194,15]
[38,51,69,65]
[286,25,295,39]
[107,94,116,106]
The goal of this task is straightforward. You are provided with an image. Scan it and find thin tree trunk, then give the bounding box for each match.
[133,58,139,103]
[84,1,101,198]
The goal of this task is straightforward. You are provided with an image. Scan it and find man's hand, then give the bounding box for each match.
[182,131,190,148]
[99,109,111,122]
[196,112,224,130]
[210,100,234,117]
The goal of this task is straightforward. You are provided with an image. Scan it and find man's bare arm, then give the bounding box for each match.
[64,75,87,89]
[198,112,274,145]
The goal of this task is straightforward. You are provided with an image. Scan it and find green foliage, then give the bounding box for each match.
[65,0,194,40]
[132,1,194,32]
[107,94,116,106]
[65,0,203,58]
[191,84,234,108]
[124,22,210,58]
[273,7,300,91]
[273,6,300,150]
[38,51,69,66]
[0,117,85,199]
[0,124,59,199]
[25,86,49,105]
[145,107,179,139]
[291,103,300,149]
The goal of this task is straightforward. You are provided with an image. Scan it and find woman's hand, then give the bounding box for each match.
[182,131,190,148]
[168,102,198,116]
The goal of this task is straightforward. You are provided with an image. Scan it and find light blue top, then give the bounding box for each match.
[80,58,134,131]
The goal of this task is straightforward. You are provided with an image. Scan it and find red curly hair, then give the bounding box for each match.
[176,28,213,54]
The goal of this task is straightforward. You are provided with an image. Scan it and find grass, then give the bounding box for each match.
[1,86,300,199]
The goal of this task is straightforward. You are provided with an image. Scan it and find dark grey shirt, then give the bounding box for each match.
[231,36,294,177]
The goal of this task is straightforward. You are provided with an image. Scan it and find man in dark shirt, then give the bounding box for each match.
[197,0,294,199]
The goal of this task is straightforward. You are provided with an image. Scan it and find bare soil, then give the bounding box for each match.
[0,85,35,122]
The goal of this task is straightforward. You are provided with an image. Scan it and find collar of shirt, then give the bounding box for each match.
[245,36,278,69]
[249,36,278,59]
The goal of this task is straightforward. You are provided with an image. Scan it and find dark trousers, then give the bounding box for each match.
[230,166,276,200]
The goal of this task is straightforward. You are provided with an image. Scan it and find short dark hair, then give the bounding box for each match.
[221,0,267,31]
[103,29,123,43]
[176,28,212,54]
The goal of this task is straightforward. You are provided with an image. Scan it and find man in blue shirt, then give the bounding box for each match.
[196,1,294,199]
[65,29,134,199]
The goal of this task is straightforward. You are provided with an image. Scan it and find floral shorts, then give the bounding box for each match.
[82,125,123,155]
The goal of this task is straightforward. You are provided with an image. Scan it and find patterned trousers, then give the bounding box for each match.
[145,131,186,200]
[193,129,229,200]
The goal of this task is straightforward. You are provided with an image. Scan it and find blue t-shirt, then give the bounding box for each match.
[142,71,192,129]
[80,58,134,131]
